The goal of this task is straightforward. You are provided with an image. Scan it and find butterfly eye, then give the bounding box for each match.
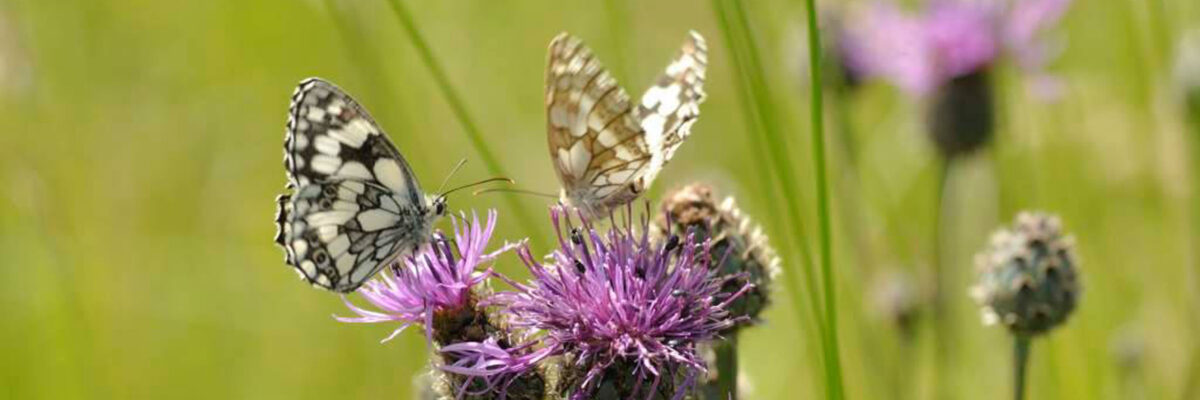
[434,200,446,216]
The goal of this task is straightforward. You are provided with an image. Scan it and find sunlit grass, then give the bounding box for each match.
[2,0,1199,399]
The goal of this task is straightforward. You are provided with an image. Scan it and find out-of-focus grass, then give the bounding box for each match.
[0,0,1198,399]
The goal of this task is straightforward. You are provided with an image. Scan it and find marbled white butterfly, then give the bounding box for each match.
[274,78,447,293]
[545,31,707,219]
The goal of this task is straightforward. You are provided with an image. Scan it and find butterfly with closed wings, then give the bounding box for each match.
[274,78,501,293]
[545,31,707,219]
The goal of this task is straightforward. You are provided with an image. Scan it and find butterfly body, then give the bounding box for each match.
[275,78,445,293]
[546,31,707,219]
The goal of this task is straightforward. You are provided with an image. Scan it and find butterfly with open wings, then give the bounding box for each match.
[546,31,707,219]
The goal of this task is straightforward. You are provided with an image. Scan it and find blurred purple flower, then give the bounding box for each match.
[485,207,748,399]
[840,0,1071,98]
[336,210,515,343]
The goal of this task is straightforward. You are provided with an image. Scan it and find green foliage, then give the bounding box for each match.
[0,0,1197,399]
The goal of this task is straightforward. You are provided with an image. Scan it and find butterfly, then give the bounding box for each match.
[274,78,447,293]
[545,31,707,219]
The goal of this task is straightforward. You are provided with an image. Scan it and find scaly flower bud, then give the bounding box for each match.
[654,184,780,335]
[970,211,1081,336]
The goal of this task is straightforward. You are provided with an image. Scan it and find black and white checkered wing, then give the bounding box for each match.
[275,78,435,293]
[637,31,707,185]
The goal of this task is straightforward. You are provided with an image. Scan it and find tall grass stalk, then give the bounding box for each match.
[799,0,845,396]
[711,0,824,335]
[710,4,830,396]
[383,0,545,250]
[712,0,845,397]
[711,0,825,345]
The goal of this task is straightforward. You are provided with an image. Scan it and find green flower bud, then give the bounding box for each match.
[928,71,994,158]
[655,183,781,333]
[970,212,1081,336]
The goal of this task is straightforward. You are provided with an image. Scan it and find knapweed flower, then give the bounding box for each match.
[840,0,1071,97]
[840,0,1071,157]
[970,211,1081,336]
[654,183,779,334]
[336,210,541,399]
[493,206,748,399]
[337,210,511,343]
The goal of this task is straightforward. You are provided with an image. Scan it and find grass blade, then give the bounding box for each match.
[712,0,844,396]
[383,0,546,249]
[796,0,845,396]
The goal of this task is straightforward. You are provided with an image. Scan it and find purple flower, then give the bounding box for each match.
[487,207,748,399]
[336,210,515,343]
[840,0,1071,98]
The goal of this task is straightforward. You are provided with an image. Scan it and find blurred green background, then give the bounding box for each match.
[1,0,1199,399]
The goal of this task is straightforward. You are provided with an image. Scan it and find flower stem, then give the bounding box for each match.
[1185,96,1200,400]
[1013,335,1032,400]
[383,0,546,250]
[714,336,740,400]
[931,157,955,400]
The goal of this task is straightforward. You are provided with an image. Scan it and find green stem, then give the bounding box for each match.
[1186,97,1200,400]
[714,337,739,400]
[932,157,954,400]
[383,0,546,250]
[1014,335,1032,400]
[801,0,845,397]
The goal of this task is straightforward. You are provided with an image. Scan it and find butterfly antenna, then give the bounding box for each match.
[438,177,514,199]
[434,158,469,194]
[473,187,558,199]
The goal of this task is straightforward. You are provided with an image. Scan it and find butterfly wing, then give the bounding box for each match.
[276,78,433,293]
[636,31,708,184]
[545,33,654,218]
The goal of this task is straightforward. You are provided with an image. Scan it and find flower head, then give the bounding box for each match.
[970,211,1081,336]
[840,0,1070,98]
[336,210,514,343]
[654,183,780,334]
[495,206,747,399]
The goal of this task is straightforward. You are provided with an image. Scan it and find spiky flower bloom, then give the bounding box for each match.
[337,210,510,342]
[493,206,747,399]
[336,211,542,398]
[970,212,1081,336]
[840,0,1070,97]
[654,183,779,334]
[839,0,1071,157]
